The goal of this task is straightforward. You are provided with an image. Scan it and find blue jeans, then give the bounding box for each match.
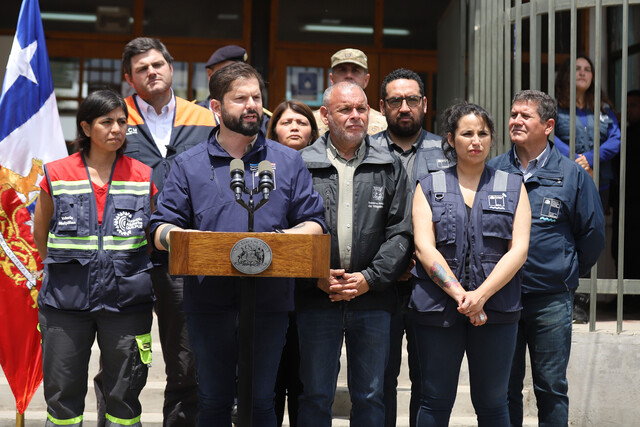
[508,291,573,427]
[413,314,517,427]
[186,311,288,427]
[297,306,391,427]
[384,293,420,427]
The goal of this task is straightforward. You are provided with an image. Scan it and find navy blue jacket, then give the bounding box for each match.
[488,143,605,294]
[150,129,325,313]
[410,166,523,325]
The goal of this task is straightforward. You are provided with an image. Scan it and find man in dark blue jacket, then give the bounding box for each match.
[150,62,325,426]
[488,90,605,427]
[371,68,450,427]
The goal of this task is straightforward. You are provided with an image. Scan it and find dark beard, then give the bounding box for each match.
[387,114,423,138]
[221,107,262,136]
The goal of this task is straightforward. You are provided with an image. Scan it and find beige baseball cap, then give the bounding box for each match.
[331,48,368,70]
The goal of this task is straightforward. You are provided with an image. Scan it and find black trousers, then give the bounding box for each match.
[95,265,198,426]
[41,305,152,427]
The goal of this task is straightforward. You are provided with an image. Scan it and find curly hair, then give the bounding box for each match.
[440,101,495,163]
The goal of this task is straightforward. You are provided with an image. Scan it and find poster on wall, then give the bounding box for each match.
[286,66,324,107]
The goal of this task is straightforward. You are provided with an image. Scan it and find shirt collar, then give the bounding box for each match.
[136,89,175,118]
[387,130,422,154]
[513,141,551,170]
[327,135,366,162]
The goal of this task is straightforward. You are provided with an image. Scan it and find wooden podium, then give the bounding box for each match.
[169,230,330,426]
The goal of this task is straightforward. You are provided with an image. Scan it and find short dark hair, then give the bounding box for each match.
[75,89,128,155]
[381,68,425,100]
[440,101,495,162]
[267,100,319,146]
[209,62,265,102]
[512,89,557,123]
[122,37,173,76]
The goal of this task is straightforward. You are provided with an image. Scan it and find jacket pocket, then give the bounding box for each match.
[480,198,514,241]
[431,204,456,245]
[135,333,152,365]
[114,256,155,308]
[112,195,147,237]
[54,195,90,236]
[40,256,92,310]
[129,332,150,390]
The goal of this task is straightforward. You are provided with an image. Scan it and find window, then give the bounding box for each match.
[144,1,243,39]
[278,0,374,45]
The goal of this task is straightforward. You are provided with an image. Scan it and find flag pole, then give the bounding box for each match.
[16,410,24,427]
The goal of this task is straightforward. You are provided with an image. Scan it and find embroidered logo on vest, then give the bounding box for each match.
[114,211,143,236]
[126,127,138,136]
[488,192,507,210]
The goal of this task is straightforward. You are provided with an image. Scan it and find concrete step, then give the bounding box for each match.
[2,317,538,426]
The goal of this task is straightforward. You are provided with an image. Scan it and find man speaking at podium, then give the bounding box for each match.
[150,62,325,426]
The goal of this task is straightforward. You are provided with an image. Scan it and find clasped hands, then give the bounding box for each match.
[318,268,369,302]
[456,289,488,327]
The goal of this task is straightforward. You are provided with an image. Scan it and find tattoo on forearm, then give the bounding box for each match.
[429,263,461,290]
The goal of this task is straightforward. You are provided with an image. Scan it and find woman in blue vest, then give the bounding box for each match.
[33,90,156,427]
[409,102,531,427]
[554,55,621,201]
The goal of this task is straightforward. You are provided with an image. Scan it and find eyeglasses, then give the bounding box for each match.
[385,96,422,109]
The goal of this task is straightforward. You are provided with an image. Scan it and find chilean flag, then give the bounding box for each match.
[0,0,67,414]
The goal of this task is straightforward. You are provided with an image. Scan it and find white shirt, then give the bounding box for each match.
[136,91,176,157]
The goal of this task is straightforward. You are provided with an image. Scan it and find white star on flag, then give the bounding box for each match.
[2,37,38,96]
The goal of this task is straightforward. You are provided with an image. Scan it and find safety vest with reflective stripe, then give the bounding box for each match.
[38,152,155,312]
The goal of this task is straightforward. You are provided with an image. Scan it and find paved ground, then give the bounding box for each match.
[2,298,638,426]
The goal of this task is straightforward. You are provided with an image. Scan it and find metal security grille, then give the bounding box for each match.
[466,0,640,332]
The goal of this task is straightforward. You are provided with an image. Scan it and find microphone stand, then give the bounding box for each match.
[233,176,271,427]
[234,186,270,232]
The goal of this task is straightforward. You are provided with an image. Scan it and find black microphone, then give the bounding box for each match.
[230,159,245,199]
[258,160,274,200]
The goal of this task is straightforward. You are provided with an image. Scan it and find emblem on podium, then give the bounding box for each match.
[230,237,273,274]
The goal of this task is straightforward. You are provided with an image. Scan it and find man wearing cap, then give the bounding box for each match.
[313,48,388,136]
[198,45,271,135]
[197,45,249,110]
